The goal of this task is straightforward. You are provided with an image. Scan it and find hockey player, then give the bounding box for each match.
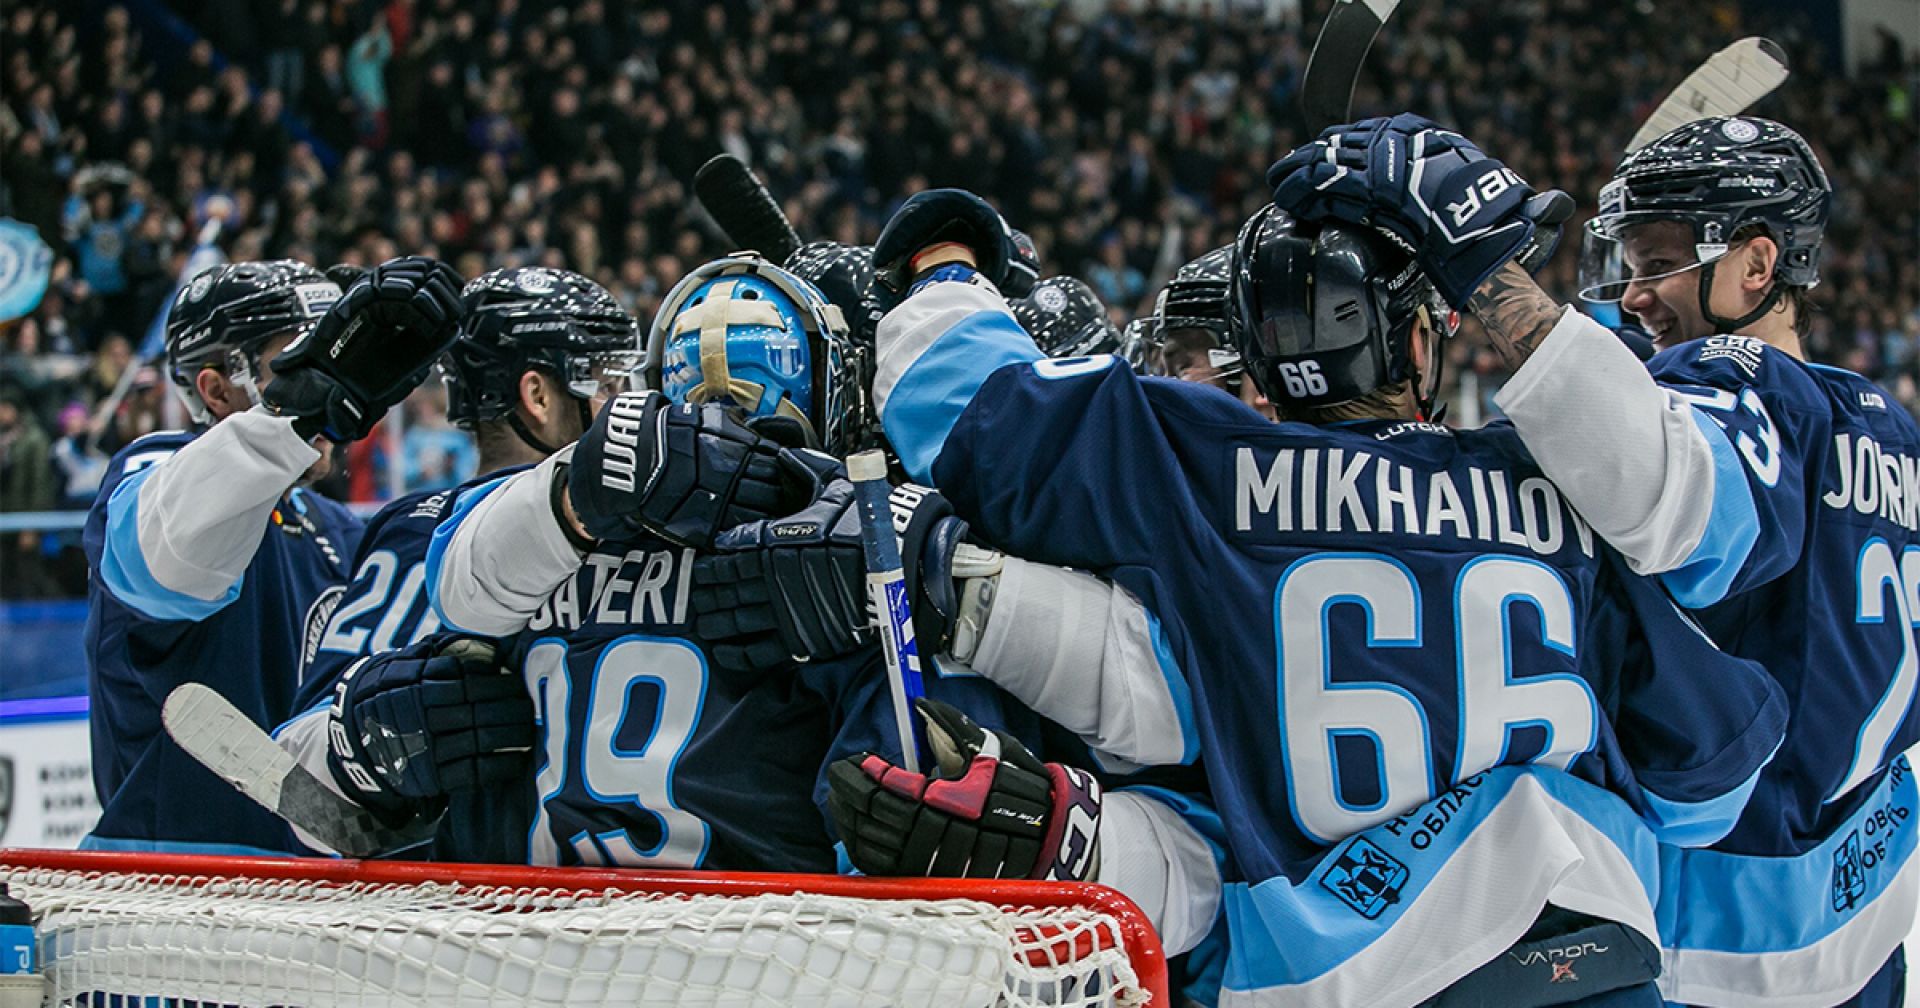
[82,256,463,853]
[820,188,1787,1007]
[1270,113,1920,1007]
[414,253,1056,870]
[274,266,644,859]
[1121,245,1277,420]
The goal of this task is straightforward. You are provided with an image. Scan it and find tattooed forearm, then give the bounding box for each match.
[1467,261,1564,371]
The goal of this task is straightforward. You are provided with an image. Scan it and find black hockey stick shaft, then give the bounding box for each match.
[1300,0,1406,126]
[694,154,803,263]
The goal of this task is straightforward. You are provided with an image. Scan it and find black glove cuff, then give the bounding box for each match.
[551,462,598,552]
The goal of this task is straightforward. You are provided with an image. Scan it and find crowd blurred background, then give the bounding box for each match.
[1,0,1915,598]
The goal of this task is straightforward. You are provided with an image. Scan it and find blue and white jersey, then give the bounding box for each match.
[277,476,526,863]
[874,277,1787,1006]
[83,420,360,854]
[1498,314,1920,1005]
[424,456,1049,871]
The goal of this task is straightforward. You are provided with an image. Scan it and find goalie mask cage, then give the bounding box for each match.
[0,849,1166,1008]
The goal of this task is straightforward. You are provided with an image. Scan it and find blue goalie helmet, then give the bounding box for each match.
[645,254,865,455]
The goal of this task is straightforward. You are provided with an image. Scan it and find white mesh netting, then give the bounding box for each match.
[1,858,1157,1008]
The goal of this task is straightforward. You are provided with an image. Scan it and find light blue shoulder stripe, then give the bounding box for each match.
[1141,610,1201,765]
[881,308,1042,484]
[422,474,515,635]
[1658,756,1918,955]
[1637,739,1777,848]
[1660,408,1761,608]
[98,466,243,622]
[80,834,291,857]
[1220,767,1657,993]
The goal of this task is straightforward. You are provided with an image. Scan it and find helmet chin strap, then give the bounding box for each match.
[1696,260,1784,334]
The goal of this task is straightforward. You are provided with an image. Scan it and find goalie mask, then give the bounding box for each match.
[446,267,642,452]
[165,260,343,425]
[1228,207,1455,418]
[1578,116,1830,332]
[646,254,865,456]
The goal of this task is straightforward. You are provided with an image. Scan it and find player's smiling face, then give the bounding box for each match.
[1619,221,1713,349]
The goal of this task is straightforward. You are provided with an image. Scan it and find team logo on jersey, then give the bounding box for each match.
[1320,836,1407,919]
[1831,829,1867,912]
[299,584,347,685]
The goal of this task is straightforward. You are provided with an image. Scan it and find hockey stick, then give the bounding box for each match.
[1626,37,1789,153]
[1299,0,1406,126]
[162,683,435,857]
[847,449,927,774]
[694,154,803,263]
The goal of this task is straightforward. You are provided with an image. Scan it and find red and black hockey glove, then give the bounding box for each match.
[827,698,1102,881]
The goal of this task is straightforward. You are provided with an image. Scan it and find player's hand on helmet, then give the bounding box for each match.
[326,635,533,822]
[566,390,821,550]
[1267,114,1564,309]
[827,698,1102,881]
[871,188,1017,310]
[264,255,466,442]
[692,477,872,684]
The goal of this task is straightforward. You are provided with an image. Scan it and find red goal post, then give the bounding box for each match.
[2,848,1168,1007]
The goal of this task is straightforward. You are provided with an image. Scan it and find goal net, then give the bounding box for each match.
[0,849,1165,1008]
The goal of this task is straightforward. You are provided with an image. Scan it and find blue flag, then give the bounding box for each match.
[0,219,53,324]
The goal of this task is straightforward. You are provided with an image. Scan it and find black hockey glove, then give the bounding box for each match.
[871,188,1017,308]
[326,635,534,822]
[691,481,995,680]
[692,477,871,684]
[1267,114,1565,309]
[1004,229,1041,299]
[265,255,466,442]
[828,698,1102,881]
[566,390,819,549]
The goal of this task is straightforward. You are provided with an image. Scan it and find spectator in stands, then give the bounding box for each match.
[0,381,56,597]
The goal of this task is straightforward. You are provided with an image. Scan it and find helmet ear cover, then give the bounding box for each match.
[1228,207,1438,412]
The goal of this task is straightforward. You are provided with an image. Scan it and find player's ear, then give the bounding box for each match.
[517,369,551,425]
[194,366,236,420]
[1739,236,1779,293]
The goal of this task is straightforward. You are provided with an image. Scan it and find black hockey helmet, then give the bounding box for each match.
[1004,229,1041,299]
[165,259,342,423]
[1122,245,1233,377]
[445,267,642,439]
[1228,206,1453,415]
[785,241,876,344]
[1010,276,1121,358]
[1580,117,1830,327]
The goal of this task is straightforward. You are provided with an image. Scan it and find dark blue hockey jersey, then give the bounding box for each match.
[83,426,360,854]
[421,464,1049,871]
[1635,338,1920,1003]
[277,477,530,863]
[874,279,1787,1005]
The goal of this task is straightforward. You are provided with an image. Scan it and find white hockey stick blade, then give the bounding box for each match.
[162,683,434,857]
[1628,37,1789,152]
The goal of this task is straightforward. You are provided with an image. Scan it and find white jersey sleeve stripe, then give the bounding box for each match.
[965,557,1197,766]
[1494,308,1719,576]
[425,448,584,637]
[99,409,317,619]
